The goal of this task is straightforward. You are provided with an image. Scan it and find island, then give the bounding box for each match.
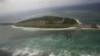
[13,16,100,30]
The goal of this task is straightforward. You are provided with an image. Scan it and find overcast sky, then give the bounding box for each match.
[0,0,100,15]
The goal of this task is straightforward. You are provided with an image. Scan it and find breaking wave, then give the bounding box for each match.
[1,25,100,56]
[1,47,100,56]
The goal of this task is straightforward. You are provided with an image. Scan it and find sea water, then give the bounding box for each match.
[0,25,100,56]
[0,10,100,56]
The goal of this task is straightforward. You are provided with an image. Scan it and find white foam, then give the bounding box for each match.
[12,25,78,31]
[81,54,93,56]
[49,52,55,56]
[11,48,100,56]
[97,24,100,29]
[12,48,41,56]
[75,18,82,24]
[12,49,23,56]
[0,47,9,51]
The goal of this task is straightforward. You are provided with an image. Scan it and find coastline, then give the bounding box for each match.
[11,25,78,31]
[12,18,81,31]
[11,25,99,31]
[12,18,100,31]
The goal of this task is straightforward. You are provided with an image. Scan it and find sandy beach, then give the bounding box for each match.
[12,25,78,31]
[11,25,100,31]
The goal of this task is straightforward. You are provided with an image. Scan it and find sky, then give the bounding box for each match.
[0,0,100,15]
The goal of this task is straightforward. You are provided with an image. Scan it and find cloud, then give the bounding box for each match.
[0,0,100,14]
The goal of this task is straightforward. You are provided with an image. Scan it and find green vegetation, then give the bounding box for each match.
[15,16,78,28]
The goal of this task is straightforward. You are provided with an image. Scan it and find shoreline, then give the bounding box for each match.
[11,17,100,31]
[12,17,83,31]
[11,25,78,31]
[11,25,99,31]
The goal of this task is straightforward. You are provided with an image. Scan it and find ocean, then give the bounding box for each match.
[0,10,100,56]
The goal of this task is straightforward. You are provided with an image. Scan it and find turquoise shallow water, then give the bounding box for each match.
[0,25,100,56]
